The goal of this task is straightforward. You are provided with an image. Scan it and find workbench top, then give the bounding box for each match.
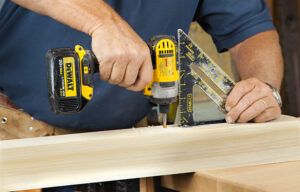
[162,161,300,192]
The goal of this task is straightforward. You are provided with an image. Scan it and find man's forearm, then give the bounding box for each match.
[230,30,283,90]
[11,0,113,35]
[225,30,283,123]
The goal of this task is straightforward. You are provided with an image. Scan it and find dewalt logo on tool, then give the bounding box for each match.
[63,57,77,97]
[65,63,74,90]
[187,93,193,112]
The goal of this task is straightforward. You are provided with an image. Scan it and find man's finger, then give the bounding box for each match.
[127,57,152,91]
[226,86,269,122]
[253,107,281,123]
[109,59,128,84]
[237,96,274,123]
[99,58,115,81]
[119,60,140,87]
[225,78,256,111]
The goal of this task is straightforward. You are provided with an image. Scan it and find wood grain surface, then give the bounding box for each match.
[161,161,300,192]
[0,116,299,191]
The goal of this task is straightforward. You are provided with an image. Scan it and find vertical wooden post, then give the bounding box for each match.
[266,0,274,16]
[274,0,300,116]
[140,178,155,192]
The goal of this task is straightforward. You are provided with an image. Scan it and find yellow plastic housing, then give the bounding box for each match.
[75,45,94,100]
[144,37,179,96]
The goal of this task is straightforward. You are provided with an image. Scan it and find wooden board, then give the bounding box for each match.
[0,116,299,191]
[140,178,155,192]
[161,161,300,192]
[266,0,274,16]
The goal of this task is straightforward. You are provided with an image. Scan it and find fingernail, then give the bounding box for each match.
[225,105,231,112]
[226,116,234,124]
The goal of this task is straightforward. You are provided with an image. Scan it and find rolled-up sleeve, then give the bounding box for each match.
[194,0,274,52]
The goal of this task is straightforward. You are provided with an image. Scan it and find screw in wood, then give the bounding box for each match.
[1,117,8,124]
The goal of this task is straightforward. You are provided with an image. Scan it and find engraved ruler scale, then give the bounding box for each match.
[178,29,236,126]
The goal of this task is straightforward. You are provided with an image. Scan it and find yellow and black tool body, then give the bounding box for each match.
[46,45,97,114]
[144,36,179,127]
[178,29,236,126]
[46,36,179,122]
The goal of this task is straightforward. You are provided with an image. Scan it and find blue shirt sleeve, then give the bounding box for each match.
[194,0,274,52]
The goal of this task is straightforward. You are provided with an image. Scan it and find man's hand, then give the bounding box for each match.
[228,30,283,123]
[91,16,153,91]
[12,0,153,91]
[225,78,281,123]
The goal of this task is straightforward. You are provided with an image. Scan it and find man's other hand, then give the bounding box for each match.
[91,14,153,92]
[225,78,281,123]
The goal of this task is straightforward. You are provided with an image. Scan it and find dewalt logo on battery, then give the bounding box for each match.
[63,57,77,97]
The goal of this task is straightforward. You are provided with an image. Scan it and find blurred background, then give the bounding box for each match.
[189,0,300,121]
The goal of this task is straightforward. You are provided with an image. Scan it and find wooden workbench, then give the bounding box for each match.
[161,118,300,192]
[161,161,300,192]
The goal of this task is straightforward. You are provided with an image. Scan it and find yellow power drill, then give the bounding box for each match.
[144,36,179,128]
[46,36,179,127]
